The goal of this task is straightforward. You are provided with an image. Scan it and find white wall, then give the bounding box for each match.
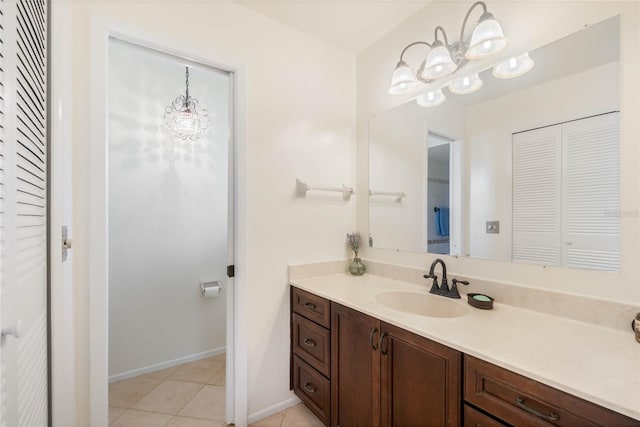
[466,61,620,261]
[357,1,640,303]
[69,1,355,424]
[107,39,229,377]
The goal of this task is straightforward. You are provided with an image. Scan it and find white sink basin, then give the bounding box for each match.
[376,291,469,318]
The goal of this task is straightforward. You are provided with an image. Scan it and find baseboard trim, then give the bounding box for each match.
[247,395,301,424]
[109,346,226,383]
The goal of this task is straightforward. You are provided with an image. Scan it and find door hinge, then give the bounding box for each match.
[227,265,235,278]
[62,226,72,262]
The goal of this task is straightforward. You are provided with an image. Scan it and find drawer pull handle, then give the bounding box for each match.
[516,397,560,422]
[303,302,317,310]
[303,338,317,348]
[303,382,316,393]
[369,328,378,350]
[379,332,388,355]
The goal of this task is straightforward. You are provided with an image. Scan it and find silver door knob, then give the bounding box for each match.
[1,319,23,339]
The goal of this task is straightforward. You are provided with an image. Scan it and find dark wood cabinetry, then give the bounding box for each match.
[380,322,461,427]
[463,405,507,427]
[291,287,332,425]
[331,303,381,427]
[293,313,331,377]
[464,355,639,427]
[331,302,461,427]
[292,355,331,425]
[290,286,639,427]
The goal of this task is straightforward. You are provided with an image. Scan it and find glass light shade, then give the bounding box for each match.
[492,53,535,79]
[388,63,418,95]
[416,89,446,108]
[422,44,457,80]
[164,95,209,142]
[466,18,509,60]
[448,73,483,95]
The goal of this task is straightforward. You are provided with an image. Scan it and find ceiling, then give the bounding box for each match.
[234,0,430,53]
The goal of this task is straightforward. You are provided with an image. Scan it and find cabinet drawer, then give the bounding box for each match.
[293,355,330,426]
[464,355,639,427]
[293,313,331,377]
[292,287,330,328]
[464,405,507,427]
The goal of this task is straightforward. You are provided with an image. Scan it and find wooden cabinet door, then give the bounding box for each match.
[331,303,381,427]
[380,322,461,427]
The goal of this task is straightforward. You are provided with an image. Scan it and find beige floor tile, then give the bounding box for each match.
[170,357,225,384]
[110,409,173,427]
[249,410,285,427]
[143,365,181,381]
[166,416,228,427]
[207,354,225,364]
[109,407,127,424]
[109,376,163,409]
[206,365,226,386]
[134,380,204,415]
[178,385,225,421]
[281,404,324,427]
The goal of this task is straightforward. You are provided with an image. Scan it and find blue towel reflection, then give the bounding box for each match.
[435,207,449,236]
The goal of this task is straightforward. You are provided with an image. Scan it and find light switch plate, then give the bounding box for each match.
[486,221,500,234]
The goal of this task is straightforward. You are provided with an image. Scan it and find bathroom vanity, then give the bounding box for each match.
[289,272,639,427]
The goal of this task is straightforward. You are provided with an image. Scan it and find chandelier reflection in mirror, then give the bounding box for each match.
[164,66,210,141]
[388,1,535,107]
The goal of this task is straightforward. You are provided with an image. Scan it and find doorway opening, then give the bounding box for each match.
[106,37,234,424]
[426,132,452,255]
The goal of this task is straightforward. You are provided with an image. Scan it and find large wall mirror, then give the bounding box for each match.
[369,15,620,271]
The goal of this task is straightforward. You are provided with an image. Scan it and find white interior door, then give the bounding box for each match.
[562,112,620,271]
[512,124,563,265]
[512,112,620,270]
[0,0,49,425]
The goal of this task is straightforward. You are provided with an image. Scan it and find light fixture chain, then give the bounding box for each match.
[185,66,190,101]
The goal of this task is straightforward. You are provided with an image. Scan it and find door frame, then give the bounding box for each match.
[86,17,248,426]
[50,2,77,426]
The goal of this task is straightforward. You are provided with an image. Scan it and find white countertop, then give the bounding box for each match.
[289,273,640,420]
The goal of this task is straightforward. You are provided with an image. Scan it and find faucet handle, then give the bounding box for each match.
[449,278,469,299]
[423,273,440,293]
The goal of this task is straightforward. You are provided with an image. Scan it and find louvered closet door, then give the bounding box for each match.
[512,125,562,265]
[562,113,620,271]
[0,0,49,426]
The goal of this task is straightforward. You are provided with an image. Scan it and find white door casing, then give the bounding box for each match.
[88,17,248,427]
[50,0,76,425]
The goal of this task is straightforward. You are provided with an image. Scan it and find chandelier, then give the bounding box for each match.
[163,66,209,141]
[388,1,535,107]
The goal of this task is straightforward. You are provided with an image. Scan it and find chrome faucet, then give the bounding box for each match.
[423,258,469,299]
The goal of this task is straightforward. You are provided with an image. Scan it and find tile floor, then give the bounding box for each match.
[108,354,323,427]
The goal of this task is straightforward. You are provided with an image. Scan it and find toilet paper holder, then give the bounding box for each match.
[200,280,221,297]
